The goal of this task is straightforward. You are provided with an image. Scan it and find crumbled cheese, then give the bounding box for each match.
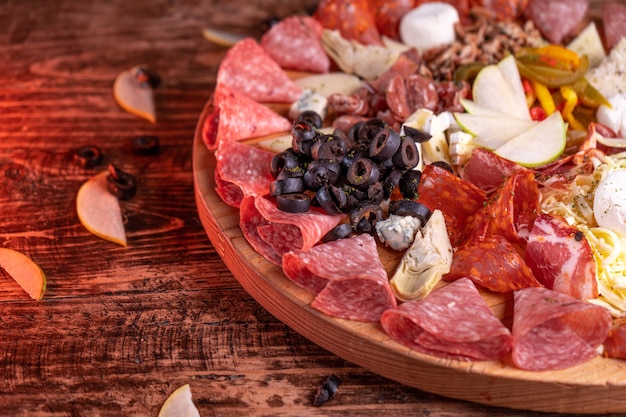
[375,214,422,251]
[587,38,626,98]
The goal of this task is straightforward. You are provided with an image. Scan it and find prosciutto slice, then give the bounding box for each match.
[214,140,275,207]
[524,213,598,300]
[283,234,397,322]
[216,38,302,103]
[381,278,512,361]
[512,287,611,371]
[239,195,344,266]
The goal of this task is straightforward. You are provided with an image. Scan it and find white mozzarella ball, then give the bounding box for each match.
[597,92,626,137]
[399,2,459,51]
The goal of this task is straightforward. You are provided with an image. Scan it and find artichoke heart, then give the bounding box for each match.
[320,30,404,81]
[390,210,453,302]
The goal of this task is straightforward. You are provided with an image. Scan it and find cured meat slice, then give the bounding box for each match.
[417,164,486,247]
[239,195,345,266]
[524,212,598,300]
[369,0,415,40]
[479,0,528,21]
[314,0,383,46]
[381,278,512,361]
[602,1,626,50]
[604,322,626,359]
[459,148,527,194]
[261,15,330,73]
[214,140,275,207]
[283,234,397,322]
[512,287,611,371]
[216,38,302,103]
[202,85,292,150]
[524,0,589,45]
[444,235,542,292]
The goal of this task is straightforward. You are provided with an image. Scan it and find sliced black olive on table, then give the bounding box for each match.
[346,157,380,190]
[382,168,403,199]
[276,192,311,213]
[399,169,422,199]
[271,150,301,178]
[389,199,432,226]
[270,177,304,196]
[311,135,348,161]
[369,126,401,162]
[304,160,341,190]
[403,125,431,143]
[392,136,419,170]
[295,110,323,129]
[320,223,352,243]
[349,201,382,233]
[131,135,160,156]
[291,121,317,155]
[106,164,137,200]
[316,184,347,215]
[73,145,103,168]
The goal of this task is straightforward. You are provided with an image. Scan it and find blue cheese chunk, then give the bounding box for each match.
[390,210,453,302]
[375,214,422,251]
[288,89,328,121]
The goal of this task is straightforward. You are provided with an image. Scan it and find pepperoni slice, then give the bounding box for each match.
[602,1,626,50]
[214,140,275,207]
[216,38,302,103]
[479,0,528,21]
[283,234,397,322]
[524,0,589,44]
[314,0,383,45]
[417,164,486,246]
[260,15,330,73]
[524,212,598,300]
[604,322,626,359]
[459,148,527,194]
[202,85,292,150]
[512,287,611,371]
[239,195,345,266]
[381,278,513,361]
[369,0,415,40]
[444,235,542,292]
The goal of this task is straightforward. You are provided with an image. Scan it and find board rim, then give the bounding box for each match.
[192,98,626,415]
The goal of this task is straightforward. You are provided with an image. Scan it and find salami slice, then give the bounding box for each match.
[381,278,512,361]
[524,212,598,300]
[261,15,330,73]
[216,38,302,103]
[214,140,275,207]
[604,322,626,359]
[524,0,589,45]
[602,1,626,50]
[459,148,527,194]
[314,0,383,46]
[444,235,542,292]
[202,85,292,150]
[512,287,611,371]
[417,164,486,247]
[283,234,397,322]
[239,195,345,266]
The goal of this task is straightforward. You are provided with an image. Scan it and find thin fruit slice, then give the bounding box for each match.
[494,111,567,167]
[158,384,200,417]
[0,248,46,300]
[459,98,508,117]
[113,66,156,123]
[76,171,127,246]
[496,54,530,119]
[201,27,245,47]
[453,113,538,149]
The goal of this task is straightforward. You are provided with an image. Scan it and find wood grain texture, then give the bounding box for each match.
[0,0,624,416]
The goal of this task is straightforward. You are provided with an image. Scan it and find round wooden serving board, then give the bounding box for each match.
[193,98,626,414]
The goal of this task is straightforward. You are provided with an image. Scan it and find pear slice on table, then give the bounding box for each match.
[158,384,200,417]
[76,171,127,246]
[202,27,245,47]
[113,66,156,123]
[0,248,46,300]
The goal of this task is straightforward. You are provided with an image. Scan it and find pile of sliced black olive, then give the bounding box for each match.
[269,111,440,237]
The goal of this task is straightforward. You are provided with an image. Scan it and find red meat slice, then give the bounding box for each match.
[459,148,527,194]
[283,234,397,322]
[417,164,486,247]
[602,1,626,50]
[524,0,589,44]
[261,15,330,73]
[444,235,542,292]
[512,287,611,371]
[524,213,598,300]
[381,278,512,361]
[239,195,345,266]
[202,85,292,150]
[314,0,383,45]
[604,322,626,359]
[216,38,302,103]
[214,140,275,207]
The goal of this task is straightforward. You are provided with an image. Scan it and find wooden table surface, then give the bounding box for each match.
[0,1,623,416]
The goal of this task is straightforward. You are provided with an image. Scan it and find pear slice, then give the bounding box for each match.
[113,67,156,123]
[158,384,200,417]
[496,54,530,119]
[454,113,538,149]
[76,171,127,246]
[0,248,46,300]
[459,98,509,117]
[201,27,245,47]
[493,111,567,167]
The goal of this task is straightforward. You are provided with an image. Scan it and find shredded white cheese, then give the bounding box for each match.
[587,38,626,99]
